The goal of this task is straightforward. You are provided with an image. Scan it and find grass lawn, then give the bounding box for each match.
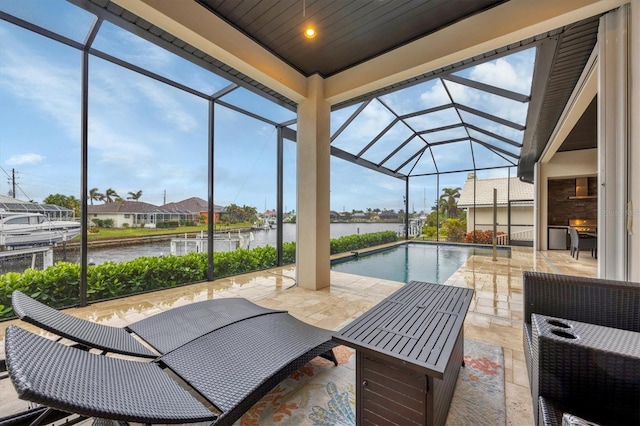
[86,222,253,240]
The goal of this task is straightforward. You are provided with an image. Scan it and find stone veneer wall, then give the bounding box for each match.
[547,177,598,226]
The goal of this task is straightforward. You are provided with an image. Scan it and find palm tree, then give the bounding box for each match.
[89,188,103,205]
[438,197,449,217]
[439,187,461,218]
[127,190,143,201]
[104,188,119,203]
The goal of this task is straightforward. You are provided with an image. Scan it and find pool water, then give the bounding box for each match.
[331,242,510,284]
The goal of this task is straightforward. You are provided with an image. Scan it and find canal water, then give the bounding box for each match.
[0,223,402,272]
[86,222,401,264]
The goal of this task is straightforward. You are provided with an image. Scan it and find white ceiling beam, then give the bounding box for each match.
[325,0,627,104]
[113,0,625,107]
[112,0,309,103]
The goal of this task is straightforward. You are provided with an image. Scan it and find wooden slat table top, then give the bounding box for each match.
[333,281,474,378]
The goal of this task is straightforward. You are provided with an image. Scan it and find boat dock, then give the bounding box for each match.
[170,231,254,255]
[0,246,54,270]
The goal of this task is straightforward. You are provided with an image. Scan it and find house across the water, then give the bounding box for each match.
[458,174,534,245]
[88,197,225,228]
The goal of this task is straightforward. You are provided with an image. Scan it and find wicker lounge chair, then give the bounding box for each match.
[522,271,640,425]
[5,309,338,425]
[11,290,286,356]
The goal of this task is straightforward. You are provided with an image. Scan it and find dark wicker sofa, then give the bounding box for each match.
[522,271,640,425]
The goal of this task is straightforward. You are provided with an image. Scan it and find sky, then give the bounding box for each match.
[0,0,535,214]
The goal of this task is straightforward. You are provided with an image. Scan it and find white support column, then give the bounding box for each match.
[534,162,542,250]
[296,75,331,290]
[629,1,640,281]
[598,4,630,280]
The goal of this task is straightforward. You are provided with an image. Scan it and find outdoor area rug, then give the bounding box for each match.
[235,338,505,426]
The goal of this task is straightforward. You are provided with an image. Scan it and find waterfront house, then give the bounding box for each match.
[161,197,226,224]
[88,200,200,228]
[262,209,277,222]
[379,210,399,221]
[458,174,534,244]
[351,212,367,222]
[87,200,160,228]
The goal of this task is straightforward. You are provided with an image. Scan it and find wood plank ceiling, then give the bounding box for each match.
[196,0,507,77]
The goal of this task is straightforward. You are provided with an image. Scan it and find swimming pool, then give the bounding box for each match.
[331,242,510,284]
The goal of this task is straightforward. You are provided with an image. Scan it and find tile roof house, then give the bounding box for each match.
[458,174,534,208]
[379,210,399,220]
[161,197,225,224]
[88,199,207,228]
[351,212,367,222]
[458,174,534,243]
[87,200,160,228]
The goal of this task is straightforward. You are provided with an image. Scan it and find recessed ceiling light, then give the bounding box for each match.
[304,27,317,39]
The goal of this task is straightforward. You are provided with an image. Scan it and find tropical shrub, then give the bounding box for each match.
[91,218,114,228]
[157,221,179,229]
[420,226,437,239]
[329,231,398,254]
[464,230,506,244]
[282,242,296,264]
[443,218,466,242]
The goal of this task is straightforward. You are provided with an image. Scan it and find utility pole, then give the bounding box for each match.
[423,188,426,213]
[163,189,166,204]
[6,168,16,198]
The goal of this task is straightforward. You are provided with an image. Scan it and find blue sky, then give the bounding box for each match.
[0,0,534,214]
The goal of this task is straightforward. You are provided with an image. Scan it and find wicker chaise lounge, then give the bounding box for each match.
[522,271,640,425]
[4,292,338,425]
[11,290,287,356]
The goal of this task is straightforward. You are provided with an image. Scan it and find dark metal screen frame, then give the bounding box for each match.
[0,7,296,306]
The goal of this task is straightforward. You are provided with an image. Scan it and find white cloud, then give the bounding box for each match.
[135,80,198,132]
[0,43,81,137]
[332,100,396,152]
[419,79,452,107]
[89,66,138,107]
[105,28,173,71]
[5,153,45,165]
[469,55,534,95]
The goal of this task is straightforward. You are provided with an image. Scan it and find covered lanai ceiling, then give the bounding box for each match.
[55,1,606,182]
[196,0,508,77]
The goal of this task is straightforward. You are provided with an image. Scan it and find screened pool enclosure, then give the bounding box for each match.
[1,0,595,307]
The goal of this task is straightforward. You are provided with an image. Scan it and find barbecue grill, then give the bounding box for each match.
[569,218,597,234]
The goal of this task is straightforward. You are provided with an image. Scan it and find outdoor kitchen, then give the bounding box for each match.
[547,177,598,250]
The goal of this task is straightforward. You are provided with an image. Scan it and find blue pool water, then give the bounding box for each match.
[331,242,510,284]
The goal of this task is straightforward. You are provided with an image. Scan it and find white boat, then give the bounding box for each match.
[252,218,271,231]
[0,212,81,248]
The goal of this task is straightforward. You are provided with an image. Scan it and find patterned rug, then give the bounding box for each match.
[235,339,505,426]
